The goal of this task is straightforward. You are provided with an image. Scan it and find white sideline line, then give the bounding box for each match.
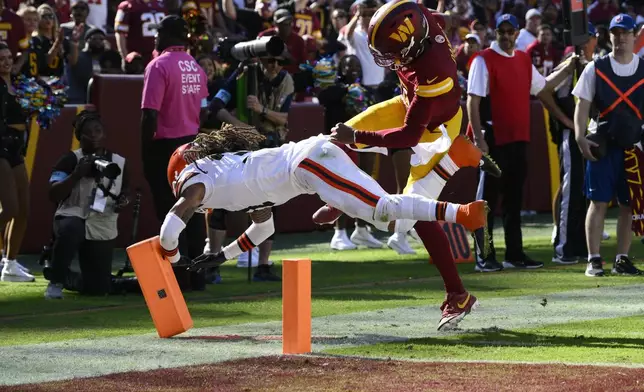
[1,284,644,385]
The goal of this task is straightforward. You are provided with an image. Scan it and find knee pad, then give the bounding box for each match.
[374,194,427,222]
[208,209,227,230]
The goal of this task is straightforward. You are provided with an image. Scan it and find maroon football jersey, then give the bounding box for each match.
[115,0,167,60]
[526,40,560,76]
[396,9,461,122]
[293,8,321,38]
[0,8,28,55]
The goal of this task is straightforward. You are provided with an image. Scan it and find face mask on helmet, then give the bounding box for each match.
[368,0,429,70]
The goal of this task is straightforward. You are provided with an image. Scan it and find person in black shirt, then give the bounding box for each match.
[23,4,65,78]
[0,43,34,283]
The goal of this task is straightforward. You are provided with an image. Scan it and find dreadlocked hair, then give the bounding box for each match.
[73,109,101,140]
[183,123,267,163]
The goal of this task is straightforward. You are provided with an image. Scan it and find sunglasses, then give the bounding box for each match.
[41,14,55,20]
[496,28,515,35]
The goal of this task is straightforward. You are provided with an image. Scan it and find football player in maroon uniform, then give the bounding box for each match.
[319,0,500,330]
[115,0,167,64]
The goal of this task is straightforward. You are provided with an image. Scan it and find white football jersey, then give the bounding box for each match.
[174,134,328,212]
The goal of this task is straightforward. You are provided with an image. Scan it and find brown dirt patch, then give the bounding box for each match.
[2,356,644,392]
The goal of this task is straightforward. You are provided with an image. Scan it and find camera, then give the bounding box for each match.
[216,36,285,63]
[93,158,121,180]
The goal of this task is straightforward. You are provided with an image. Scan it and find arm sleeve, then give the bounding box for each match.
[467,55,489,97]
[141,63,166,110]
[529,64,547,95]
[49,152,78,183]
[114,2,130,33]
[571,61,596,102]
[354,94,448,148]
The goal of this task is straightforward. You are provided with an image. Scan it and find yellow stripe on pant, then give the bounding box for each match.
[70,105,87,151]
[543,108,561,205]
[345,95,462,193]
[24,115,39,181]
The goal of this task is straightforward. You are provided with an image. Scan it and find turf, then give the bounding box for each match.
[1,212,643,348]
[325,314,644,365]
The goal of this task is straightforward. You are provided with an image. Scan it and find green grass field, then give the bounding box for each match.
[2,211,644,369]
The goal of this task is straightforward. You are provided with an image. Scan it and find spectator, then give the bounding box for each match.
[114,0,167,66]
[60,0,96,51]
[338,0,384,90]
[0,43,34,283]
[0,1,29,58]
[467,14,575,271]
[123,51,144,74]
[16,5,39,38]
[140,15,208,289]
[573,14,643,277]
[258,9,307,75]
[279,0,322,38]
[588,0,619,26]
[456,33,481,76]
[515,8,541,51]
[550,23,597,266]
[526,24,560,76]
[23,5,66,79]
[320,8,347,59]
[15,5,39,74]
[45,110,130,299]
[470,19,491,49]
[64,28,107,104]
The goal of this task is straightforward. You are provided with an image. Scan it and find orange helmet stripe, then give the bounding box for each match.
[369,0,417,48]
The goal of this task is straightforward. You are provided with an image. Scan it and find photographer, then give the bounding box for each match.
[45,110,130,299]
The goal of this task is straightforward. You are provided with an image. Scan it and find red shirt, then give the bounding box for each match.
[0,9,27,55]
[526,40,559,76]
[115,0,167,61]
[258,28,306,75]
[479,48,532,145]
[293,8,321,38]
[355,9,461,148]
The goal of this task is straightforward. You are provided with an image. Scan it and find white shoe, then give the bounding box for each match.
[1,260,35,282]
[602,231,610,241]
[330,230,357,250]
[203,238,211,254]
[409,228,422,243]
[387,233,416,255]
[237,247,260,268]
[44,282,64,299]
[0,258,30,273]
[350,226,383,248]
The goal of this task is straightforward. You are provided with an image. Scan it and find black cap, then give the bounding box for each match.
[152,15,189,40]
[85,27,106,40]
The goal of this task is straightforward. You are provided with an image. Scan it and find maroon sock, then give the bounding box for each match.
[414,221,465,294]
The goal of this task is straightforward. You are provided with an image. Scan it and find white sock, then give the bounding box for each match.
[588,254,600,261]
[616,254,628,261]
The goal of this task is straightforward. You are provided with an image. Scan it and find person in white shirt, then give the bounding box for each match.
[338,0,384,89]
[515,8,541,52]
[572,13,644,278]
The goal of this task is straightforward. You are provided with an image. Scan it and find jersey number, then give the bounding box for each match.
[295,19,312,36]
[141,12,166,37]
[29,52,38,77]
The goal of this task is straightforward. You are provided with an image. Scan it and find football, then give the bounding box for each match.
[312,205,343,225]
